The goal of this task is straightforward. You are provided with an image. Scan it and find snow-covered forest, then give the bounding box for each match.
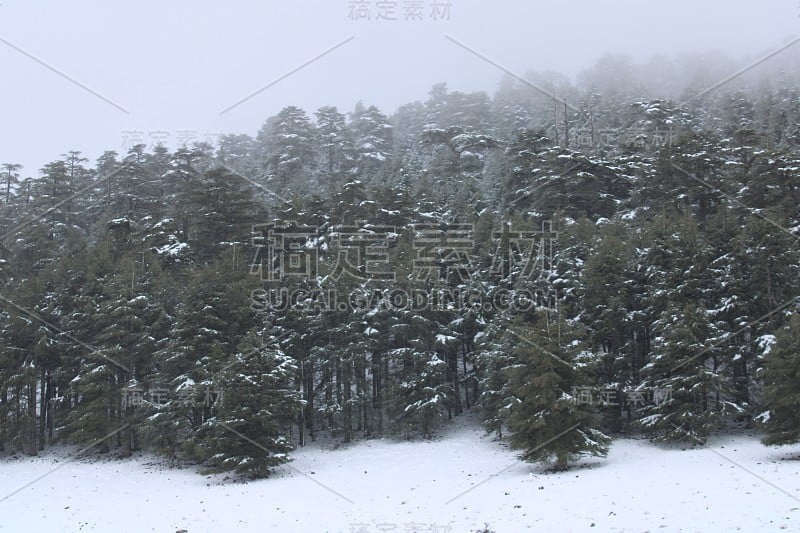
[2,49,800,494]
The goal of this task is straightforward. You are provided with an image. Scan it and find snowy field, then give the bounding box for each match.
[2,418,800,532]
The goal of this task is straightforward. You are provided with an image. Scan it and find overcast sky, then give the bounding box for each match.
[0,0,798,177]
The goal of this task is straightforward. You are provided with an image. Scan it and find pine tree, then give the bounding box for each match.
[348,102,393,183]
[475,325,519,439]
[506,312,609,471]
[314,106,353,189]
[0,242,9,282]
[389,346,449,439]
[258,106,317,193]
[637,302,729,443]
[759,314,800,445]
[192,329,302,478]
[2,163,21,205]
[216,134,259,178]
[182,166,262,260]
[0,309,42,455]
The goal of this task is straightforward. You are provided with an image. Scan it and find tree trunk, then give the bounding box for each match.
[323,365,333,430]
[298,360,305,447]
[373,352,383,436]
[38,367,47,451]
[48,380,55,441]
[343,359,352,443]
[449,350,461,416]
[305,359,315,442]
[0,386,7,451]
[462,344,470,409]
[26,381,37,456]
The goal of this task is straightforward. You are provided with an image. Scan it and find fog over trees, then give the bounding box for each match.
[2,47,800,477]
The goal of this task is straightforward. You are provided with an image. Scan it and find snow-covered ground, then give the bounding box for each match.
[2,418,800,532]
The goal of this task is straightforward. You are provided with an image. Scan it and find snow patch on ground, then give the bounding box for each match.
[1,420,800,532]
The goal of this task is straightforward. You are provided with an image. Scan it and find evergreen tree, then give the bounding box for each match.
[637,302,730,443]
[314,106,353,189]
[192,329,302,478]
[475,325,519,439]
[506,312,609,471]
[348,102,393,183]
[182,166,261,260]
[759,314,800,446]
[2,163,21,205]
[257,106,317,193]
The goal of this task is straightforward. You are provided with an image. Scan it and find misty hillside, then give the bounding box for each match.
[2,14,800,530]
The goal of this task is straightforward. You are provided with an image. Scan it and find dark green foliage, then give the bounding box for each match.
[506,314,610,470]
[1,73,800,472]
[192,330,302,477]
[636,303,731,443]
[760,315,800,446]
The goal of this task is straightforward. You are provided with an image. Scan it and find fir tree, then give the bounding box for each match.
[759,314,800,446]
[506,312,609,471]
[192,329,302,478]
[636,302,730,443]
